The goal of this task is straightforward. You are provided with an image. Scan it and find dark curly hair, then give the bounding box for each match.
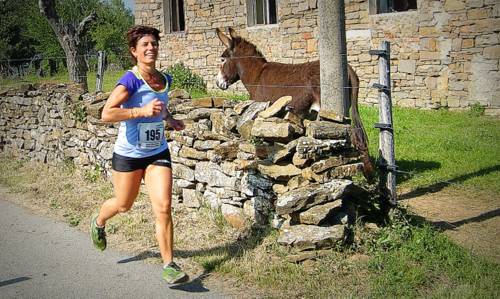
[126,25,161,64]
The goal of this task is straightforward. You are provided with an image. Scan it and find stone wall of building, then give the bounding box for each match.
[0,84,374,250]
[135,0,500,115]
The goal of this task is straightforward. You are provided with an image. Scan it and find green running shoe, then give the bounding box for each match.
[162,262,188,284]
[90,214,106,251]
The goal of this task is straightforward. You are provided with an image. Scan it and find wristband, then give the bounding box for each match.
[130,108,138,119]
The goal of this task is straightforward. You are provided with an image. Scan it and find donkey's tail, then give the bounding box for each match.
[348,65,375,182]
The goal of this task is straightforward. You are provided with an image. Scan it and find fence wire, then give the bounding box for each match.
[7,52,488,100]
[0,53,385,94]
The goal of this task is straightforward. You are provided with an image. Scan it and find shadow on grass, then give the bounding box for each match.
[117,224,271,293]
[395,159,441,184]
[432,208,500,231]
[399,164,500,200]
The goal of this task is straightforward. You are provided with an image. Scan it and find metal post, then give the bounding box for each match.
[370,41,396,206]
[318,0,349,119]
[96,51,105,93]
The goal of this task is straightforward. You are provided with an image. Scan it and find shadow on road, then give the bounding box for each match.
[117,224,270,293]
[0,276,31,287]
[431,208,500,231]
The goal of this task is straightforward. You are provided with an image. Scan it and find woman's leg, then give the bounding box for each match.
[96,169,144,226]
[143,164,174,264]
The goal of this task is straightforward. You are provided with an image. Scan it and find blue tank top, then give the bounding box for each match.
[113,66,172,158]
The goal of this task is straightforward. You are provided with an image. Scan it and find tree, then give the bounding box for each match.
[0,0,37,75]
[38,0,97,91]
[90,0,134,68]
[24,1,64,76]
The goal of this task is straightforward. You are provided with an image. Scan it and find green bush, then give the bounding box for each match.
[71,103,87,123]
[163,63,206,93]
[469,102,485,116]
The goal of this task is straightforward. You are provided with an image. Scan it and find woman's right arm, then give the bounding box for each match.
[101,85,163,123]
[101,85,133,123]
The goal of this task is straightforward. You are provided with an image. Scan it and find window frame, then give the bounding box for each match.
[369,0,417,15]
[247,0,278,27]
[164,0,186,33]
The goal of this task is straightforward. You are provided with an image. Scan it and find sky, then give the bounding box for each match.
[124,0,134,11]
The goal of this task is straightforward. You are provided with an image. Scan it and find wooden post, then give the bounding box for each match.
[371,41,396,206]
[318,0,349,119]
[96,51,105,93]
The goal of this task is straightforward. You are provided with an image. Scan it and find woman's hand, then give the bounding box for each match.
[167,118,185,131]
[140,99,164,117]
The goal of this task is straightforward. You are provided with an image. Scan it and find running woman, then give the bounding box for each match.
[90,25,187,284]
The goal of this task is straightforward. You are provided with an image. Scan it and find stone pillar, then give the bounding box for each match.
[318,0,349,117]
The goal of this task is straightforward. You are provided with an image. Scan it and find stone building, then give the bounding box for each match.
[135,0,500,115]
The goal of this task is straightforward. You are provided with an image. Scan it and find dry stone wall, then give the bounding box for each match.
[168,94,373,249]
[0,84,117,172]
[0,84,374,250]
[135,0,500,115]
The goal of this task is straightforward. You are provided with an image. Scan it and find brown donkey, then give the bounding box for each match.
[215,27,374,180]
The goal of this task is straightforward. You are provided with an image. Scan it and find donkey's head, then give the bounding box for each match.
[215,27,265,90]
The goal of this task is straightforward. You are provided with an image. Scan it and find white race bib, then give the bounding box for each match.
[137,122,164,149]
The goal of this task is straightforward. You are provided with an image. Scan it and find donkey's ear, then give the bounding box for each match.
[216,28,232,48]
[228,27,239,39]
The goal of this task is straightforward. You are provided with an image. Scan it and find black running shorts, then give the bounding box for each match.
[112,148,172,172]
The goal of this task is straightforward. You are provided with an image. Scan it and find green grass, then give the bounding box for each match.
[87,70,123,93]
[0,70,124,93]
[360,106,500,194]
[367,212,500,298]
[211,213,500,298]
[190,89,250,102]
[0,72,70,88]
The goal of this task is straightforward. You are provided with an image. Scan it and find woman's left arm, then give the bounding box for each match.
[163,107,185,131]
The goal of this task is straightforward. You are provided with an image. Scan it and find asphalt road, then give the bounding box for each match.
[0,197,228,299]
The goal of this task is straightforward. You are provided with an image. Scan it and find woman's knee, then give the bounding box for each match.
[157,204,172,217]
[154,204,172,221]
[113,197,134,213]
[117,204,133,213]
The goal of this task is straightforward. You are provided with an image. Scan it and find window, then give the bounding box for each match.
[247,0,278,26]
[164,0,185,33]
[369,0,417,14]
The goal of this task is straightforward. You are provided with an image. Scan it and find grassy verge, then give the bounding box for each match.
[367,210,500,298]
[1,156,498,297]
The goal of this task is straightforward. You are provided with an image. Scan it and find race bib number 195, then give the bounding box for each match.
[137,122,164,149]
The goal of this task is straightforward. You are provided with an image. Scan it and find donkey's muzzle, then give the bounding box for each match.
[216,81,229,90]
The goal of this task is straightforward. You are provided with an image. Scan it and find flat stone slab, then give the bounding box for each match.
[186,108,220,121]
[236,102,269,129]
[258,96,292,119]
[272,139,298,163]
[296,137,347,160]
[306,121,350,139]
[278,224,346,250]
[233,100,253,114]
[298,199,343,225]
[251,118,295,142]
[302,163,364,183]
[257,163,302,181]
[276,179,354,215]
[195,161,238,188]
